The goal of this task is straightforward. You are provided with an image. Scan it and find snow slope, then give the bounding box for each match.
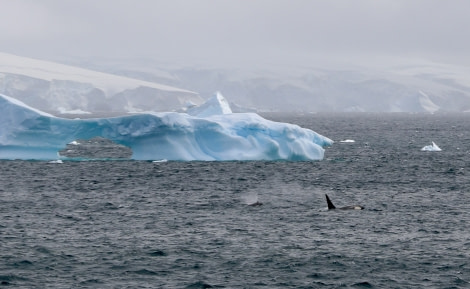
[0,52,202,114]
[93,57,470,113]
[5,52,470,113]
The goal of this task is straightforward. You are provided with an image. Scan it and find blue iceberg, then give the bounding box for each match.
[0,93,332,161]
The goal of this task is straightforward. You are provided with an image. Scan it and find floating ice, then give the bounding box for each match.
[339,139,355,143]
[152,159,168,163]
[0,93,332,161]
[421,141,442,152]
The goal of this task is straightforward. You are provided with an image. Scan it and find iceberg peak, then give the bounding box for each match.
[0,94,55,118]
[187,91,232,117]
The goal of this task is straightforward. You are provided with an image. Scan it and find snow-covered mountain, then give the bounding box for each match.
[3,52,470,113]
[0,52,202,115]
[169,64,470,113]
[81,57,470,113]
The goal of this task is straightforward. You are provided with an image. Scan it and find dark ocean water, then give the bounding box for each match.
[1,113,470,288]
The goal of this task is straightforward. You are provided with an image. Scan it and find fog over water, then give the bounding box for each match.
[2,1,469,66]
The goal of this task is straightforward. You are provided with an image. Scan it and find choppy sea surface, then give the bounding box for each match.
[1,113,470,288]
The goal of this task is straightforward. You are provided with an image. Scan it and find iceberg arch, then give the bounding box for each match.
[0,94,332,161]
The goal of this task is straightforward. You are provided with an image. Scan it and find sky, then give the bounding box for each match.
[1,0,470,67]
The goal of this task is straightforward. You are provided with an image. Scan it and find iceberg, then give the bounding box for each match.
[0,93,332,161]
[421,141,442,152]
[186,91,232,117]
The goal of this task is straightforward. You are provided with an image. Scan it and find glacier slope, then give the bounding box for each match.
[0,94,332,161]
[104,57,470,113]
[0,52,202,114]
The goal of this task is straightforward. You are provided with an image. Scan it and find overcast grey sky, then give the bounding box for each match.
[1,0,470,66]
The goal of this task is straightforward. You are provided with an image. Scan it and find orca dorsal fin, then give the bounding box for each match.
[325,194,336,209]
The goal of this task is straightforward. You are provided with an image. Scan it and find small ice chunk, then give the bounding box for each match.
[421,141,441,152]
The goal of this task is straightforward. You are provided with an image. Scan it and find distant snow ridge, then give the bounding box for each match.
[0,52,202,114]
[418,91,440,113]
[0,94,332,161]
[149,60,470,113]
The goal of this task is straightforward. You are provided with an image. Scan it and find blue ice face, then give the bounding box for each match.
[0,94,332,161]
